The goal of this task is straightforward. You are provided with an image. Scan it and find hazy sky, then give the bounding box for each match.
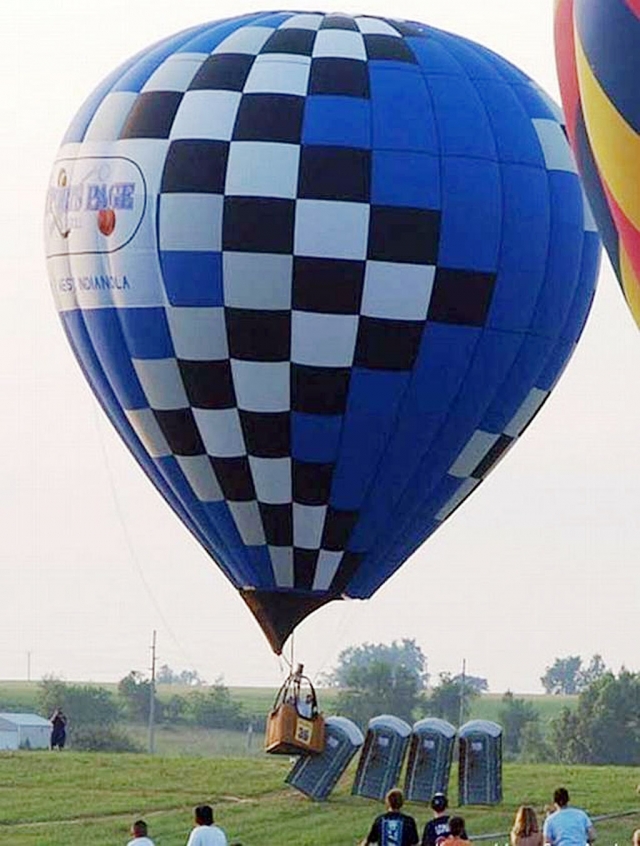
[2,0,638,694]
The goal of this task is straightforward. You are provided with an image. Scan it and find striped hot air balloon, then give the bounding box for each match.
[555,0,640,327]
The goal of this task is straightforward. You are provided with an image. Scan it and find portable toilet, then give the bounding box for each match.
[352,715,412,801]
[404,717,456,803]
[286,716,364,801]
[458,719,502,805]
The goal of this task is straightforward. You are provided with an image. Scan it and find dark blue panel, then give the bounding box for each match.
[348,323,481,552]
[371,150,441,209]
[81,308,147,409]
[426,73,496,158]
[160,251,223,306]
[437,157,501,271]
[369,66,438,152]
[487,164,550,332]
[430,32,503,81]
[437,31,528,83]
[173,15,262,53]
[408,34,467,75]
[111,26,203,93]
[291,412,343,463]
[531,174,585,337]
[480,333,549,431]
[330,369,411,511]
[560,232,600,344]
[476,80,546,167]
[576,0,640,133]
[512,81,559,121]
[118,307,175,359]
[245,545,277,589]
[536,336,574,392]
[302,96,371,148]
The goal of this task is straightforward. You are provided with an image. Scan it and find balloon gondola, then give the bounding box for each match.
[45,11,600,657]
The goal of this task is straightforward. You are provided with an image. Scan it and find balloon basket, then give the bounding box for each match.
[265,665,325,756]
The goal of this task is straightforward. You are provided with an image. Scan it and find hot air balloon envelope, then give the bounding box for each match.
[45,11,600,653]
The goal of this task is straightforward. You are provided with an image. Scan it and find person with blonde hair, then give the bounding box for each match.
[511,806,542,846]
[632,829,640,846]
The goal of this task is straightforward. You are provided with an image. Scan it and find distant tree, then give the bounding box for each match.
[519,720,555,763]
[549,669,640,765]
[327,640,428,727]
[156,664,207,686]
[117,671,162,723]
[577,654,608,690]
[452,674,488,694]
[541,656,583,694]
[424,672,478,726]
[541,654,610,695]
[498,691,540,756]
[188,678,245,729]
[37,676,119,727]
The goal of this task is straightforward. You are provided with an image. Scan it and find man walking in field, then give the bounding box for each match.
[543,788,596,846]
[186,805,228,846]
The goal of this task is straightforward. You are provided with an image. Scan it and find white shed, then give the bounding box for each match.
[0,713,51,750]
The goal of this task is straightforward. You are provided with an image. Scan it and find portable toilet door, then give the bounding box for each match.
[458,719,503,805]
[286,716,364,801]
[404,717,456,803]
[352,715,412,801]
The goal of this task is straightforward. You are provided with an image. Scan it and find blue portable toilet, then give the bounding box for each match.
[352,715,412,801]
[286,716,364,801]
[404,717,456,803]
[458,719,502,805]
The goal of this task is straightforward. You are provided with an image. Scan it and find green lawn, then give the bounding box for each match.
[0,753,638,846]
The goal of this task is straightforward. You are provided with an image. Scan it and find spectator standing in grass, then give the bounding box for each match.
[49,708,67,750]
[127,819,155,846]
[543,788,596,846]
[361,788,419,846]
[186,805,228,846]
[421,792,451,846]
[511,806,543,846]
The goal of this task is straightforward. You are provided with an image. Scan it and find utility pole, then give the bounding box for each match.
[148,630,157,755]
[26,652,31,683]
[458,657,466,728]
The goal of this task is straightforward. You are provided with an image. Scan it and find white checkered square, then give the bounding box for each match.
[312,29,367,60]
[293,504,327,548]
[193,408,245,457]
[225,141,300,198]
[166,307,229,360]
[169,90,241,141]
[269,546,294,587]
[280,14,323,30]
[291,311,359,367]
[159,194,223,251]
[355,17,402,35]
[222,253,293,309]
[176,455,224,502]
[125,408,171,457]
[243,54,312,96]
[249,456,292,503]
[295,200,370,260]
[361,261,436,320]
[141,54,208,92]
[84,92,138,142]
[227,500,266,544]
[230,360,290,412]
[132,358,189,410]
[213,26,275,54]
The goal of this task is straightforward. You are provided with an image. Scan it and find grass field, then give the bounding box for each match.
[0,753,638,846]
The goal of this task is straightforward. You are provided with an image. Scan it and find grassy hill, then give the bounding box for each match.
[0,753,638,846]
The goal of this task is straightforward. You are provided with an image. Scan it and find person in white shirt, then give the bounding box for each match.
[126,819,155,846]
[186,804,228,846]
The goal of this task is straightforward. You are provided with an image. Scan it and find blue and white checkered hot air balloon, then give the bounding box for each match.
[44,11,600,653]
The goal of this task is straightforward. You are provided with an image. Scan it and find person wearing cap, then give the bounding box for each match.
[421,793,451,846]
[361,788,420,846]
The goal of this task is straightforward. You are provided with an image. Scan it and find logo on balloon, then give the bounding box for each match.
[44,156,146,257]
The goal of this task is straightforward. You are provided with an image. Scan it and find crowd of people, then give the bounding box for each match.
[359,785,635,846]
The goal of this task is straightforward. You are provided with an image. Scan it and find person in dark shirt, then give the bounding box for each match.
[422,793,450,846]
[362,788,420,846]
